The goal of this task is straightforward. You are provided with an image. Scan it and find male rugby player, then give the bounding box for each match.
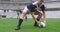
[15,0,46,30]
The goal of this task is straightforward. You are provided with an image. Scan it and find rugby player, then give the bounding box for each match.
[15,0,46,30]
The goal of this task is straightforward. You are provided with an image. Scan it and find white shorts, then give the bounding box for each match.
[22,6,29,13]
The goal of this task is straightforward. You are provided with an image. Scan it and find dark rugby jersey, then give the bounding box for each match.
[27,1,45,12]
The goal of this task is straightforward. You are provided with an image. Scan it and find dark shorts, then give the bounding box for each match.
[27,3,36,12]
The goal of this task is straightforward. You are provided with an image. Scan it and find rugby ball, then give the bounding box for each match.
[40,22,45,28]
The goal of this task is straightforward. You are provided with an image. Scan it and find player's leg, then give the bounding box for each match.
[34,11,42,26]
[36,12,42,21]
[15,7,28,30]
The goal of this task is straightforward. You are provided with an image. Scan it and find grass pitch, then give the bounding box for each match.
[0,18,60,32]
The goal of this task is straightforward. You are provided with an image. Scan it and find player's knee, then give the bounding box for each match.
[20,12,26,19]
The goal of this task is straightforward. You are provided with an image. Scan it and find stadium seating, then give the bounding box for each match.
[0,0,60,18]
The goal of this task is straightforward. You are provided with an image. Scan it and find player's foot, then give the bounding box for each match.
[34,23,38,27]
[15,26,20,30]
[34,22,40,27]
[34,24,38,27]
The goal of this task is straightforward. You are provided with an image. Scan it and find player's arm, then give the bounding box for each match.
[42,11,46,24]
[40,5,46,25]
[31,12,38,22]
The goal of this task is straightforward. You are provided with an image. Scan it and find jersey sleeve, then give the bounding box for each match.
[40,5,45,11]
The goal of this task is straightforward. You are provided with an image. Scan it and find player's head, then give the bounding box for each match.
[38,0,44,4]
[38,0,44,2]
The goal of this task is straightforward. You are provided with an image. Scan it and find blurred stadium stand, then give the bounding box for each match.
[0,0,60,18]
[0,0,60,10]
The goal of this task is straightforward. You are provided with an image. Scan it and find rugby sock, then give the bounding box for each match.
[34,21,37,26]
[35,21,37,24]
[36,18,40,21]
[34,18,40,25]
[18,19,23,27]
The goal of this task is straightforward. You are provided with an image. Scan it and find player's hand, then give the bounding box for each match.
[44,21,46,26]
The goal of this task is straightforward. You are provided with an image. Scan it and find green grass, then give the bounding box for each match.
[0,18,60,32]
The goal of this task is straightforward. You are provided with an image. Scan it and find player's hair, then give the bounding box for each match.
[38,0,44,2]
[41,0,44,2]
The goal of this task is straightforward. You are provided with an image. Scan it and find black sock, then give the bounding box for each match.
[34,18,39,24]
[18,19,23,27]
[35,21,37,24]
[36,18,40,21]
